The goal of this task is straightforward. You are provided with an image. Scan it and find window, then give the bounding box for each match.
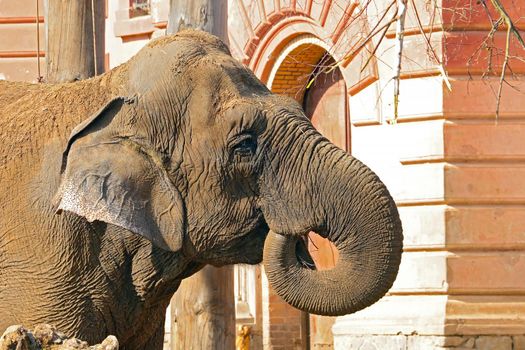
[129,0,150,18]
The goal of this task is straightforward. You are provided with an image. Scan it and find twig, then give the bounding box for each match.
[467,17,502,79]
[333,2,398,69]
[360,0,398,72]
[409,0,451,91]
[488,0,525,119]
[490,0,525,48]
[482,18,503,78]
[306,9,398,89]
[495,23,511,119]
[392,0,408,124]
[360,23,390,73]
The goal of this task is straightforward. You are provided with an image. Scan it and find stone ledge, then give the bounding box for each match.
[334,335,524,350]
[333,295,525,337]
[113,16,155,38]
[332,296,447,336]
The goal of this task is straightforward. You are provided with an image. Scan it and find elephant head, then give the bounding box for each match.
[54,30,403,316]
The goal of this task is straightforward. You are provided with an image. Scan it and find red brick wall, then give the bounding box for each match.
[271,43,326,104]
[263,282,308,350]
[0,0,44,82]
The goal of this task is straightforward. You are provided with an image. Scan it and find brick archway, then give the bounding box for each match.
[267,35,329,103]
[268,35,350,150]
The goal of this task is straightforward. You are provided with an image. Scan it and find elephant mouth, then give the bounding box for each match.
[227,220,317,267]
[233,218,269,265]
[206,217,269,266]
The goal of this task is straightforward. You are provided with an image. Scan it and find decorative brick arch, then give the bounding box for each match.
[267,35,329,102]
[227,0,379,96]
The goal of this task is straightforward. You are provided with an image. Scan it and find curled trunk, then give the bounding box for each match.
[262,138,403,316]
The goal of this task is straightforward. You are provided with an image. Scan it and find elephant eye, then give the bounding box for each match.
[232,135,257,162]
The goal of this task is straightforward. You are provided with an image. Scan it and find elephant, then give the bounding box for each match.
[0,30,403,349]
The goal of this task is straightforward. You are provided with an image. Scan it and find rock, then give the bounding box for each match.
[0,325,118,350]
[33,324,66,346]
[0,325,38,350]
[62,338,89,349]
[91,336,119,350]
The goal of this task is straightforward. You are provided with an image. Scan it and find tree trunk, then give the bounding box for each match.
[45,0,105,83]
[168,1,234,349]
[171,267,235,350]
[167,0,228,42]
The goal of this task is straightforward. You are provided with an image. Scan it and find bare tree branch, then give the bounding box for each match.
[489,0,525,48]
[409,0,451,91]
[392,0,408,123]
[495,21,512,119]
[483,0,525,118]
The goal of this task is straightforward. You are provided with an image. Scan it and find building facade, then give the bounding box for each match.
[1,0,525,349]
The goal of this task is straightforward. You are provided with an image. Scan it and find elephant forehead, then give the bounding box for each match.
[127,45,206,95]
[128,53,264,99]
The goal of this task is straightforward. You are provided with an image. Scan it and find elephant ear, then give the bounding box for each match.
[54,97,186,252]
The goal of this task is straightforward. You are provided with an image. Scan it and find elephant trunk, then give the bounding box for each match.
[262,136,403,316]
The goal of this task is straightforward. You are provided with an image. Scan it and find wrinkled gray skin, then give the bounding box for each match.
[0,31,403,349]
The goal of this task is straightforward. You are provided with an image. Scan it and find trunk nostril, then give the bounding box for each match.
[295,237,316,270]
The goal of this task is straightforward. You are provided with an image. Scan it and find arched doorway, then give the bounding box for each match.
[271,44,350,350]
